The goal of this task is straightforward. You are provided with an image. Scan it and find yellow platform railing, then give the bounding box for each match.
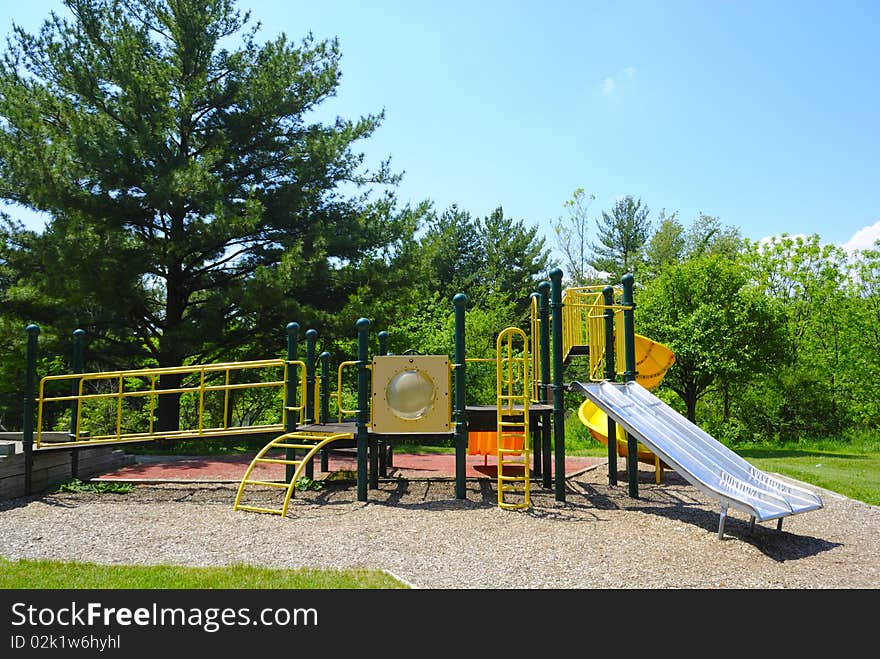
[560,286,627,378]
[36,359,307,448]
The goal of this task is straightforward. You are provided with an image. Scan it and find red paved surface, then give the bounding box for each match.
[96,451,604,482]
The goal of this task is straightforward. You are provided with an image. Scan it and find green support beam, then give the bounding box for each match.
[319,350,331,472]
[602,286,618,486]
[23,324,39,495]
[356,318,371,502]
[538,281,552,489]
[453,293,467,499]
[304,329,317,480]
[70,328,86,480]
[550,269,566,502]
[621,273,639,499]
[284,322,299,483]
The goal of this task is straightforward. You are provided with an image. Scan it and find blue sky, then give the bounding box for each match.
[1,0,878,257]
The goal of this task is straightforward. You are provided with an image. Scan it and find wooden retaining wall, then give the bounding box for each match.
[0,441,136,499]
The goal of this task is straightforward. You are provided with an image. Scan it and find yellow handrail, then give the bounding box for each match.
[560,286,630,378]
[335,360,359,422]
[36,358,306,448]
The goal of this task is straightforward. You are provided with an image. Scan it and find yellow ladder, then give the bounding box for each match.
[496,327,530,510]
[233,430,353,517]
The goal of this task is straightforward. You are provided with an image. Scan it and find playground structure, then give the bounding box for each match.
[19,268,823,537]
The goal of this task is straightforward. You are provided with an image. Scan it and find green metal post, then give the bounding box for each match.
[621,273,638,499]
[453,293,467,500]
[23,324,39,495]
[602,286,618,486]
[538,281,552,489]
[550,269,566,502]
[529,292,542,479]
[70,328,86,479]
[319,351,331,472]
[305,329,317,424]
[356,318,371,502]
[319,352,331,424]
[376,330,389,477]
[304,329,317,479]
[285,322,299,483]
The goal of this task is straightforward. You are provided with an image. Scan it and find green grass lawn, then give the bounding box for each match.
[0,558,409,589]
[739,438,880,507]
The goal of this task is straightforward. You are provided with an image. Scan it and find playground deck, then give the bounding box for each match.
[92,451,603,483]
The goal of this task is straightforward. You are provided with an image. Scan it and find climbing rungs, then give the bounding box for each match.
[255,457,302,465]
[499,475,528,483]
[234,430,355,519]
[234,504,284,515]
[242,479,288,488]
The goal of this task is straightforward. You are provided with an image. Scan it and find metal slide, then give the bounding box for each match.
[570,380,824,538]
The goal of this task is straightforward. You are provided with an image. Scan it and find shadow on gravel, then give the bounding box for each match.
[635,502,841,560]
[0,493,68,512]
[373,479,495,510]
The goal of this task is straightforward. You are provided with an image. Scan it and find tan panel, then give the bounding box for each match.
[371,355,451,434]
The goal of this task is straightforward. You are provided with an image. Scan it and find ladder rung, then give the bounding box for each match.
[243,479,289,488]
[234,504,284,515]
[255,458,301,465]
[499,476,528,483]
[272,443,317,450]
[498,448,526,454]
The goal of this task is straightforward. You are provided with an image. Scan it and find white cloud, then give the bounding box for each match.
[601,77,616,95]
[842,219,880,254]
[600,67,636,96]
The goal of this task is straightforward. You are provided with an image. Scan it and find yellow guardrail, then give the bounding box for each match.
[333,360,375,424]
[36,359,307,448]
[561,286,628,379]
[530,295,543,402]
[335,360,358,422]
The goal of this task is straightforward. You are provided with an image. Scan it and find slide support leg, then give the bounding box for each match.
[717,504,728,540]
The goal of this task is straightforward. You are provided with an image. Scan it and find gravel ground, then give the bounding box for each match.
[1,463,878,589]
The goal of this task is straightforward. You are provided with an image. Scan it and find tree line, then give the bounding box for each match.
[1,0,877,444]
